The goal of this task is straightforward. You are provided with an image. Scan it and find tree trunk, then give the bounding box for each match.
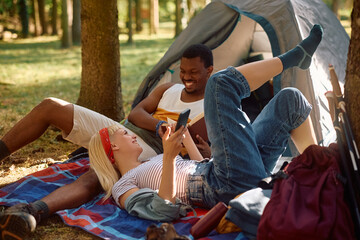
[77,0,124,121]
[187,0,194,22]
[72,0,81,45]
[175,0,187,36]
[9,0,16,17]
[148,0,158,35]
[331,0,340,19]
[128,0,133,44]
[61,0,72,48]
[345,0,354,8]
[135,0,143,32]
[51,0,58,35]
[31,0,40,36]
[37,0,48,35]
[175,0,182,36]
[18,0,29,38]
[344,0,360,150]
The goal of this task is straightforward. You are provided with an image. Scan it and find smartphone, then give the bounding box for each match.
[175,108,191,131]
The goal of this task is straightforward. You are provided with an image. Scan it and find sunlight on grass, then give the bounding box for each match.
[340,20,351,36]
[120,37,174,113]
[0,30,174,180]
[0,32,174,121]
[0,37,82,108]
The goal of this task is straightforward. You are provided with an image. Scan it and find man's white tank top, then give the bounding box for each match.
[152,84,204,122]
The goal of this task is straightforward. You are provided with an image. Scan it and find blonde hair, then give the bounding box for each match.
[89,125,122,200]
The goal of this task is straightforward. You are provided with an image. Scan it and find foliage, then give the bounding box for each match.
[159,0,176,21]
[0,0,13,14]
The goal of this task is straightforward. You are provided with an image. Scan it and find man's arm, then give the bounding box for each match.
[128,82,174,133]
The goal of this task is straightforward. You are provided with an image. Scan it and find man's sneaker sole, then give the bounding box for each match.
[0,212,36,240]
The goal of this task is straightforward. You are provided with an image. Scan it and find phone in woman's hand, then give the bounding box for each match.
[175,108,190,131]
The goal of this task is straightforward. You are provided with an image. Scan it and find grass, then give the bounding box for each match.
[0,24,174,239]
[0,15,352,238]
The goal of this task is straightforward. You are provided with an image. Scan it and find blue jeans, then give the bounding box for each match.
[187,67,312,208]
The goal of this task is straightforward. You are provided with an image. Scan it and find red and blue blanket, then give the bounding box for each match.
[0,156,247,240]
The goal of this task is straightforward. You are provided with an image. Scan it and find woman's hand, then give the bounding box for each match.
[162,125,186,160]
[158,125,186,203]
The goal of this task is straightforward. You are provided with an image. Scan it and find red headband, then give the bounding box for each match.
[99,128,115,164]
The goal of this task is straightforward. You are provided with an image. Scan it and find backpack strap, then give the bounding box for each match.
[258,161,289,189]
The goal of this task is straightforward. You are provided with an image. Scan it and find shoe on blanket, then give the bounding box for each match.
[0,203,38,240]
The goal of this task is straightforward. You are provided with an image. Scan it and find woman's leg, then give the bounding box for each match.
[235,24,323,92]
[235,58,283,91]
[202,24,323,205]
[252,88,313,173]
[204,67,265,206]
[290,116,317,153]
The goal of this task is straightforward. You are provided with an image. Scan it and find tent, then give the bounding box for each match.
[132,0,350,151]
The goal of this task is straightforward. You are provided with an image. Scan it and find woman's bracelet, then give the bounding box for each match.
[155,120,167,137]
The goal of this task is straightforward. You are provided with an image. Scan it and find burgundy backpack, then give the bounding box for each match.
[257,144,355,240]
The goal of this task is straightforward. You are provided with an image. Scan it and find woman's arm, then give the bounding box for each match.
[122,188,189,221]
[117,126,185,208]
[183,129,204,161]
[158,126,185,203]
[118,188,139,208]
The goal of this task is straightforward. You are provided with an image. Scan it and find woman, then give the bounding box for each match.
[89,24,323,221]
[89,124,203,220]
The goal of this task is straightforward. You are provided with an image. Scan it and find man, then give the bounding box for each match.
[0,44,213,239]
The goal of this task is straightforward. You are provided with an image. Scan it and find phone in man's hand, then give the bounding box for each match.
[175,108,191,131]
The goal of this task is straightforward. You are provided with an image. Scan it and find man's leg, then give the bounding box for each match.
[1,100,158,238]
[0,170,102,239]
[41,169,102,214]
[0,98,102,239]
[0,97,74,160]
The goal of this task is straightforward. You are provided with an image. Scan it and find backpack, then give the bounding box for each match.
[257,144,355,240]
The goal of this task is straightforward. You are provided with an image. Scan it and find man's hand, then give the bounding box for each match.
[195,135,211,158]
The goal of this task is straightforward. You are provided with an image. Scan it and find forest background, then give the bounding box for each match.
[0,0,356,239]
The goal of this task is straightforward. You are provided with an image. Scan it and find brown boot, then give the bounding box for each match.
[0,202,47,240]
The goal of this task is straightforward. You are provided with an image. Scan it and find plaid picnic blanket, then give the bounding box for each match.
[0,156,247,240]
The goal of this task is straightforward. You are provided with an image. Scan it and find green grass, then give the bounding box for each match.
[0,29,174,185]
[0,34,174,119]
[0,26,175,240]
